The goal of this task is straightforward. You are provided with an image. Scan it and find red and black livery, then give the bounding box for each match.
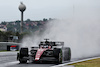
[17,39,71,64]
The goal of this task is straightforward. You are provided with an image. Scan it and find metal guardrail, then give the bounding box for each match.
[0,42,21,51]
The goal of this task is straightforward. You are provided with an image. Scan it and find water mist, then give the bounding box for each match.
[21,0,100,59]
[21,19,100,59]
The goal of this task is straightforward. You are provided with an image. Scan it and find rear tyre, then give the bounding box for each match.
[66,48,71,61]
[58,50,62,64]
[54,48,62,64]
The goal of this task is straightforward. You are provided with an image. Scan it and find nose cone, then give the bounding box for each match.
[19,2,26,12]
[35,48,47,61]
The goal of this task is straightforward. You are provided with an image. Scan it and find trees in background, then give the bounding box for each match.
[0,31,29,42]
[0,18,54,42]
[1,18,49,33]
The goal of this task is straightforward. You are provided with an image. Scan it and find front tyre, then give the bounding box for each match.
[17,53,19,60]
[19,48,28,63]
[19,59,27,63]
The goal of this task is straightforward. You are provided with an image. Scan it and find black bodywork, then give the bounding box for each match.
[17,39,71,63]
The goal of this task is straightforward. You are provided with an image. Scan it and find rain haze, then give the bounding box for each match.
[1,0,100,59]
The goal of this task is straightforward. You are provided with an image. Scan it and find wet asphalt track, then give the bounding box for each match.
[7,63,55,67]
[0,52,100,67]
[0,52,56,67]
[0,52,17,64]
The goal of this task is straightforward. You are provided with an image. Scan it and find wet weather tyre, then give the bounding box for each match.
[53,48,62,64]
[19,48,28,63]
[19,59,27,63]
[17,53,19,60]
[20,48,28,58]
[66,48,71,61]
[58,50,62,64]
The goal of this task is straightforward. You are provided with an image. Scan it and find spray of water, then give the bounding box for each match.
[21,0,100,59]
[21,19,100,59]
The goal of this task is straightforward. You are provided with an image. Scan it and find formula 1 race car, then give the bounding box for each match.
[17,39,71,64]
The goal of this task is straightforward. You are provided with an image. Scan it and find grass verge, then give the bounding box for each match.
[0,50,8,52]
[69,58,100,67]
[0,50,19,52]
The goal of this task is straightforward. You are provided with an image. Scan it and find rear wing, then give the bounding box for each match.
[39,41,64,46]
[31,47,39,50]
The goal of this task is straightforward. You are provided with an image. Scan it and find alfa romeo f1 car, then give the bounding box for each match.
[17,39,71,63]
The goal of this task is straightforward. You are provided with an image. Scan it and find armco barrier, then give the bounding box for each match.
[0,42,21,51]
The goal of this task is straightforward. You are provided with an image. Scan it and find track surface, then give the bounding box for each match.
[0,52,17,64]
[0,52,56,67]
[0,52,100,67]
[7,63,55,67]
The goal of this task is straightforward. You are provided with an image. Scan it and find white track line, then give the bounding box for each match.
[51,57,100,67]
[1,57,100,67]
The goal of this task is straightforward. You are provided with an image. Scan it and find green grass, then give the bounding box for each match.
[69,58,100,67]
[0,50,7,52]
[0,50,19,52]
